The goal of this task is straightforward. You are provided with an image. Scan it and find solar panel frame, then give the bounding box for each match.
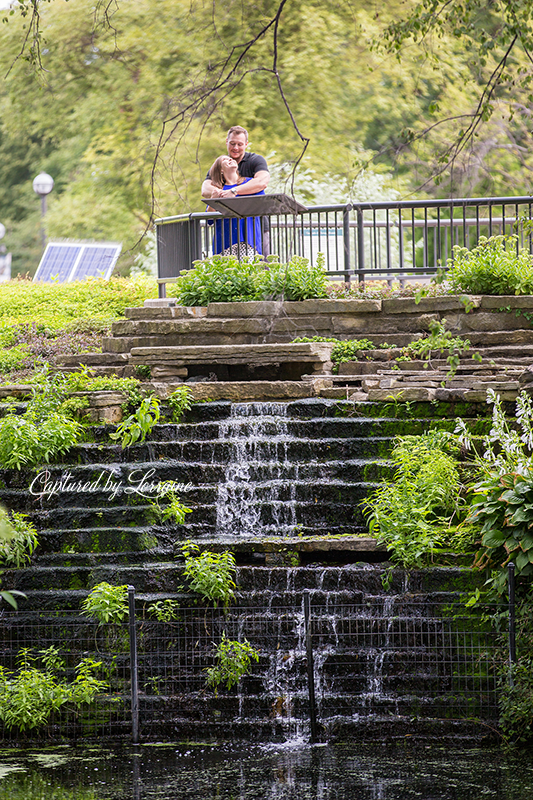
[34,241,122,283]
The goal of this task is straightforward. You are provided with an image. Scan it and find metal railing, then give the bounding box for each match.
[155,195,533,296]
[0,589,512,743]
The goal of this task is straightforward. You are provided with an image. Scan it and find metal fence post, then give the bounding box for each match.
[508,562,516,681]
[356,208,365,284]
[343,205,352,284]
[128,585,140,744]
[303,591,318,743]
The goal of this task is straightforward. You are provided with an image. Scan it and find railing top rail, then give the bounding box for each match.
[154,194,533,225]
[351,194,533,211]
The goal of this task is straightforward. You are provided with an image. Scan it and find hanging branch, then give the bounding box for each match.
[148,0,310,223]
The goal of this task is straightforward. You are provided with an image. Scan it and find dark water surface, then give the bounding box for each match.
[1,741,533,800]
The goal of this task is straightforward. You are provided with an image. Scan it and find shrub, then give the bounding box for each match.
[179,541,236,608]
[174,253,328,306]
[110,395,160,448]
[0,510,38,568]
[0,277,156,329]
[0,647,108,732]
[81,582,129,624]
[205,632,260,695]
[167,385,193,422]
[446,235,533,295]
[456,389,533,596]
[361,431,464,567]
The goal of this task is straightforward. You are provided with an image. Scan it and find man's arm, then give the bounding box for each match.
[201,179,224,199]
[222,171,270,197]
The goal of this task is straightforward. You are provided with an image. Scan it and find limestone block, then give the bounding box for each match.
[60,353,129,367]
[282,298,381,315]
[207,301,282,318]
[143,298,178,308]
[362,379,380,391]
[270,316,332,333]
[185,381,321,402]
[367,387,437,401]
[480,295,533,309]
[319,387,352,399]
[129,342,335,367]
[72,391,127,408]
[0,385,34,398]
[460,312,531,332]
[382,296,480,313]
[83,405,123,424]
[150,367,188,380]
[348,391,369,402]
[462,389,518,402]
[332,313,439,335]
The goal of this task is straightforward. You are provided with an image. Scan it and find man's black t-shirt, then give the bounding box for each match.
[206,152,268,180]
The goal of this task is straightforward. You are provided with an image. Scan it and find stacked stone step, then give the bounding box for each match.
[1,399,438,609]
[55,294,533,404]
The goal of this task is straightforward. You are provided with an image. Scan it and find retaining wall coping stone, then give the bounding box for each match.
[129,341,335,363]
[381,296,482,314]
[480,295,533,309]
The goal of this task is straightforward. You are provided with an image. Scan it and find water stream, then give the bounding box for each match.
[215,403,300,537]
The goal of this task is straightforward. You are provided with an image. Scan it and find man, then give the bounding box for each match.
[201,126,270,198]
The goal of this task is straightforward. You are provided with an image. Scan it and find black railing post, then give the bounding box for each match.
[128,585,140,744]
[508,563,517,680]
[356,208,365,284]
[303,591,318,743]
[343,205,352,284]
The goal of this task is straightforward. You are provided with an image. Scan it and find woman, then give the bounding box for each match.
[205,155,264,256]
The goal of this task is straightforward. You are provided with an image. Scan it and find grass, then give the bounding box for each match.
[0,276,157,383]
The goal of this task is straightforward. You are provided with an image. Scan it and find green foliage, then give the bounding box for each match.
[0,402,83,470]
[175,254,328,306]
[293,324,474,379]
[81,582,129,625]
[0,344,30,373]
[362,431,464,567]
[205,632,260,695]
[167,385,193,423]
[0,509,38,568]
[0,279,156,328]
[500,656,533,743]
[446,235,533,296]
[180,541,236,608]
[61,368,143,411]
[147,599,181,621]
[110,395,160,449]
[0,647,108,732]
[456,389,533,596]
[403,319,474,380]
[159,490,192,525]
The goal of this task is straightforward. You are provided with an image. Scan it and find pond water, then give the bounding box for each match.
[1,742,533,800]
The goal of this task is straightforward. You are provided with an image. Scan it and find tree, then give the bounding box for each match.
[0,0,531,275]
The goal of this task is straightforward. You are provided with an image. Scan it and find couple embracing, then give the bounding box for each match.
[202,125,270,256]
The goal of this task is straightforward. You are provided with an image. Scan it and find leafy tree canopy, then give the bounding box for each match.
[0,0,532,275]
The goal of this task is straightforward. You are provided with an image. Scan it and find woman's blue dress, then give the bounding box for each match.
[213,179,264,255]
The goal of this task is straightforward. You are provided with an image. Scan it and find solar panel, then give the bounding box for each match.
[34,241,122,283]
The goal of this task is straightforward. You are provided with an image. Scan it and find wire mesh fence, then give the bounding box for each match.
[0,597,507,743]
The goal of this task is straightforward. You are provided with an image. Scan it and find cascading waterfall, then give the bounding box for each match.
[215,403,300,538]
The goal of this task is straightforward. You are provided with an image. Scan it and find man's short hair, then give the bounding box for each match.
[226,125,248,141]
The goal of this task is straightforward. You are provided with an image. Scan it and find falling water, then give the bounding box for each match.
[215,403,300,538]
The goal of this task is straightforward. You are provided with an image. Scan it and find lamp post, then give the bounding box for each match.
[32,172,54,250]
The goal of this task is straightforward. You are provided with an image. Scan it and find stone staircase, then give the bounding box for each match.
[58,295,533,403]
[0,398,484,611]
